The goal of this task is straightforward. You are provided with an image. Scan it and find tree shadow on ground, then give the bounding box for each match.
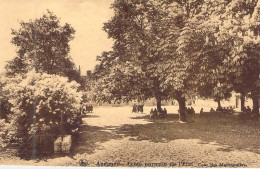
[72,113,260,157]
[117,114,260,154]
[70,124,122,156]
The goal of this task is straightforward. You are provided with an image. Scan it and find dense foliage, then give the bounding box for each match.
[92,0,259,122]
[1,71,82,153]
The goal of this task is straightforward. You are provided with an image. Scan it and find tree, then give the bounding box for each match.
[194,0,258,114]
[95,0,174,110]
[224,0,260,116]
[5,10,80,82]
[175,0,259,118]
[95,0,215,121]
[160,0,219,121]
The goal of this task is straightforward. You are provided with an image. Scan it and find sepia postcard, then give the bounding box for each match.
[0,0,259,168]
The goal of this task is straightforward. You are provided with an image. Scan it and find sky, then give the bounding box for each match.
[0,0,114,75]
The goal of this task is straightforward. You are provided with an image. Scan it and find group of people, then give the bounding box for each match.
[217,106,234,114]
[132,104,144,113]
[81,105,93,114]
[185,107,195,115]
[150,108,167,118]
[208,106,234,114]
[241,106,258,119]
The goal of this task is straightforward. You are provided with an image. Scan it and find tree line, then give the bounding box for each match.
[91,0,260,122]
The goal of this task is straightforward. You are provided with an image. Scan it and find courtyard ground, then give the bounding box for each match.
[0,106,260,167]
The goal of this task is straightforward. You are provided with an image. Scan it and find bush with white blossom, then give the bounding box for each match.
[3,70,83,143]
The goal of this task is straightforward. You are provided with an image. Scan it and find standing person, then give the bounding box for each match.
[90,105,93,113]
[132,104,136,113]
[154,108,158,117]
[150,108,154,118]
[246,106,252,119]
[191,107,195,114]
[83,105,86,114]
[137,104,141,113]
[190,107,195,122]
[140,104,144,113]
[240,106,247,120]
[164,108,167,115]
[85,105,88,113]
[80,105,83,115]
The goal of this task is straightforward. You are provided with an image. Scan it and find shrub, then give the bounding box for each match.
[2,70,82,154]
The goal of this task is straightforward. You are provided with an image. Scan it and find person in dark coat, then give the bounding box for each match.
[132,104,137,113]
[246,106,252,118]
[154,108,158,117]
[191,107,195,114]
[140,104,144,113]
[200,108,204,114]
[90,105,93,113]
[150,108,154,118]
[163,108,167,115]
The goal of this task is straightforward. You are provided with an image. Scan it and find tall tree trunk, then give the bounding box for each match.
[252,91,259,121]
[240,93,245,111]
[177,96,187,122]
[156,97,162,112]
[217,100,221,109]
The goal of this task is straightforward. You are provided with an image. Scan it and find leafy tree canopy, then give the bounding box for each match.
[5,10,81,82]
